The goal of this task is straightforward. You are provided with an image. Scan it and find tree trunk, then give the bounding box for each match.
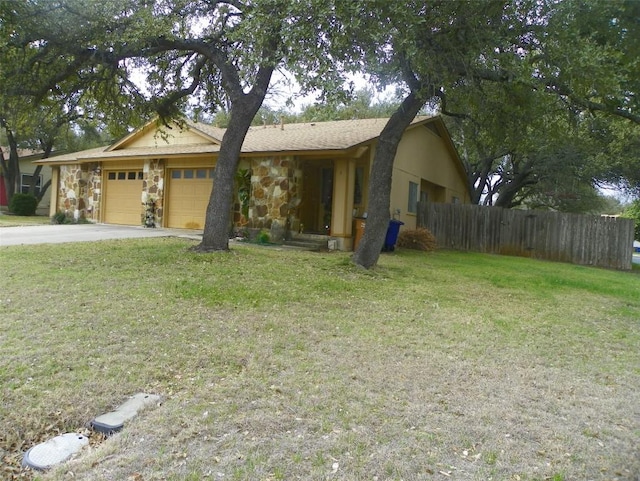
[195,94,269,252]
[352,93,425,269]
[0,124,20,206]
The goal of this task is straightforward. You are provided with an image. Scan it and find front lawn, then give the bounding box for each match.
[0,214,52,227]
[1,239,639,480]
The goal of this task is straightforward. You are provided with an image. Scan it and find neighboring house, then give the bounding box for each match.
[35,115,470,250]
[0,148,53,215]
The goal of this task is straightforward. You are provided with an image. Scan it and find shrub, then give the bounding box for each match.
[9,193,38,216]
[51,211,75,224]
[256,229,270,244]
[397,228,437,251]
[51,211,68,224]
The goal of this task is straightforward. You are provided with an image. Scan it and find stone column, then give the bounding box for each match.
[85,163,101,222]
[142,159,164,227]
[59,165,85,220]
[249,156,299,242]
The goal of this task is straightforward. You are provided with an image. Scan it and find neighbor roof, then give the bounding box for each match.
[35,115,446,164]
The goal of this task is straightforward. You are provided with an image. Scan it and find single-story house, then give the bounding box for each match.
[1,148,53,215]
[35,115,470,250]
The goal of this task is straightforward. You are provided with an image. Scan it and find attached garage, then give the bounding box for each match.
[103,164,144,225]
[166,168,214,229]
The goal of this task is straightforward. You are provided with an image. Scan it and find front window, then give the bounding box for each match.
[21,174,42,195]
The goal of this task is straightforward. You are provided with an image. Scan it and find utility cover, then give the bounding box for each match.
[91,393,161,435]
[22,433,89,470]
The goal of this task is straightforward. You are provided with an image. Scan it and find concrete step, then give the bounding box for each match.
[283,234,329,250]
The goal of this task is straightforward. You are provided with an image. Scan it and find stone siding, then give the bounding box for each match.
[58,164,101,221]
[142,159,164,227]
[245,156,302,240]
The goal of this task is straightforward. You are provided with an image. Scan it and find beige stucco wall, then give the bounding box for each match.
[390,124,469,229]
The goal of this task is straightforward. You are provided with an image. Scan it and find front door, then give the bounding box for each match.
[300,162,333,234]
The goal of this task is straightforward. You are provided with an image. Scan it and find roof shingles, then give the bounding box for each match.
[36,116,434,164]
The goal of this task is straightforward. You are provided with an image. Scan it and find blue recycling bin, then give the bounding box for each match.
[383,219,404,252]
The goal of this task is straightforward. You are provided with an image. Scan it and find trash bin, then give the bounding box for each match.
[383,219,404,252]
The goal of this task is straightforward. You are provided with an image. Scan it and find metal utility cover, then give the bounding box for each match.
[22,433,89,470]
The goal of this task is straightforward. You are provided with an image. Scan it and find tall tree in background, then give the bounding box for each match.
[441,0,640,208]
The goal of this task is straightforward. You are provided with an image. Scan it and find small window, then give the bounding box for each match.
[184,169,194,179]
[209,169,215,178]
[196,169,207,179]
[452,196,460,204]
[137,171,144,180]
[20,174,42,195]
[408,181,418,214]
[117,172,126,180]
[108,172,116,180]
[127,171,137,180]
[171,170,181,179]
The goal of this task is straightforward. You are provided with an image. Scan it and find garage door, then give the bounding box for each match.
[166,168,214,229]
[103,170,143,225]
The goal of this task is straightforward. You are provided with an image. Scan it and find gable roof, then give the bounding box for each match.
[34,115,456,164]
[107,119,225,151]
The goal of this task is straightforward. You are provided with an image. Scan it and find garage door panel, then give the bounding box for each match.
[167,168,214,229]
[104,170,143,225]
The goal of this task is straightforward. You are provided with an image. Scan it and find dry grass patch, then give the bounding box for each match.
[396,228,437,251]
[0,239,638,480]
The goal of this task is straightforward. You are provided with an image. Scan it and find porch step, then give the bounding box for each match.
[283,234,330,251]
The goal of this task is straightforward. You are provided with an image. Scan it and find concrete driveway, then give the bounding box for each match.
[633,253,640,265]
[0,224,202,247]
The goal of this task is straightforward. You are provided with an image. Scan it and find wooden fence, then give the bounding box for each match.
[417,202,635,270]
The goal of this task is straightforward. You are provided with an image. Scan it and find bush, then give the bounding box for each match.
[51,211,92,225]
[9,193,38,216]
[256,229,270,244]
[51,211,71,224]
[397,228,437,252]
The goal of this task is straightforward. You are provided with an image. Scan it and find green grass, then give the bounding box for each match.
[0,213,51,226]
[1,239,639,480]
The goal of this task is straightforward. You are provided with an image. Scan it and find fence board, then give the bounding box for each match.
[417,202,635,270]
